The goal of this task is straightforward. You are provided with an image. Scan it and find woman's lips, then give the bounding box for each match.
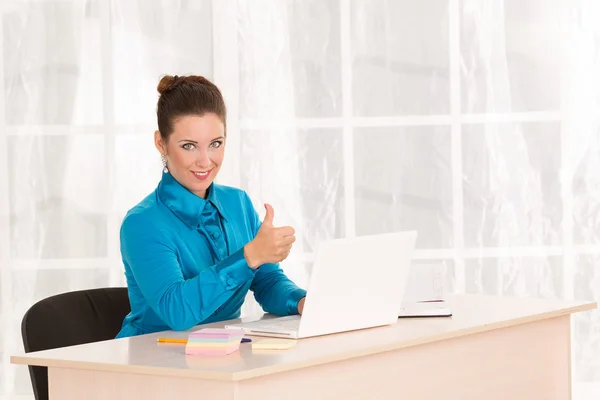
[191,169,212,181]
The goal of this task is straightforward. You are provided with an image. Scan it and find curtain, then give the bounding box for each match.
[1,0,600,398]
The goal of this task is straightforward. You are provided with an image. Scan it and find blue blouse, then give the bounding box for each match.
[115,171,307,338]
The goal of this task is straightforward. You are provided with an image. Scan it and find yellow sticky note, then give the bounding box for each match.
[252,338,297,350]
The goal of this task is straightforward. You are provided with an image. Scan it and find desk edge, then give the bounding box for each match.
[10,300,596,381]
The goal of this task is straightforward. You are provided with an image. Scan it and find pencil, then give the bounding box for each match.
[157,338,187,344]
[157,337,252,344]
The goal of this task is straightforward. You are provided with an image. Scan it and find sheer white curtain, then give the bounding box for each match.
[2,0,600,399]
[236,1,307,316]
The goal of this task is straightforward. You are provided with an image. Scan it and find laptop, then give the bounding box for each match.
[225,230,418,339]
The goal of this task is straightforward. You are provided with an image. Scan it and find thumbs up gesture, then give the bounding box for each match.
[244,204,296,269]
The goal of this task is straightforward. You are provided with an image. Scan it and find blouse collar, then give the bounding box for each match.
[157,171,227,227]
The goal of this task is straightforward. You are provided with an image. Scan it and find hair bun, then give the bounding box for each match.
[157,75,178,95]
[156,74,227,139]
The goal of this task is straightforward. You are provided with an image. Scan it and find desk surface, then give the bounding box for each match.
[11,294,596,381]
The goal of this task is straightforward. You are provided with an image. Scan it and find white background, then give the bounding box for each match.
[1,0,600,398]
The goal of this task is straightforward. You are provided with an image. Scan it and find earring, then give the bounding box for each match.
[161,154,168,173]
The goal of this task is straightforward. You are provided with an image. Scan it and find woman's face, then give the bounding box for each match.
[155,113,225,198]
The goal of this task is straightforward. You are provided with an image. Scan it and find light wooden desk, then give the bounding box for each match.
[11,294,596,400]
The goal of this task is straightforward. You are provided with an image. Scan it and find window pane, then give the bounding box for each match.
[238,0,342,119]
[8,135,107,258]
[295,129,345,251]
[462,122,562,247]
[287,0,342,118]
[351,0,450,116]
[2,0,104,125]
[354,126,453,248]
[111,0,213,124]
[465,256,563,298]
[573,127,600,245]
[412,259,456,295]
[460,0,566,112]
[113,134,162,215]
[240,128,345,253]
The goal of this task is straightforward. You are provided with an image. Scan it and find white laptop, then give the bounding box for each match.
[225,231,418,339]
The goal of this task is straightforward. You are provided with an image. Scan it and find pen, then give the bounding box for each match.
[157,337,252,344]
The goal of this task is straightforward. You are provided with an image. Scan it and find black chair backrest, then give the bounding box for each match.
[21,287,131,400]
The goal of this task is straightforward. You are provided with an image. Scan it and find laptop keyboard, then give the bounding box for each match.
[251,318,301,330]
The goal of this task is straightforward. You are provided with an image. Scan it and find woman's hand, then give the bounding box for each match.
[244,204,296,269]
[298,297,305,315]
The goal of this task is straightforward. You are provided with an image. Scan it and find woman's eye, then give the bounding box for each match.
[182,143,195,150]
[210,140,223,148]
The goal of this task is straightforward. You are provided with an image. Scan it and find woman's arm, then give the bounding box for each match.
[121,213,256,331]
[250,263,307,315]
[242,193,307,315]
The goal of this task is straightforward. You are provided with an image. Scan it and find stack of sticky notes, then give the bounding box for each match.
[185,328,245,356]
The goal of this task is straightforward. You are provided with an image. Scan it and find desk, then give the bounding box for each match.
[11,294,596,400]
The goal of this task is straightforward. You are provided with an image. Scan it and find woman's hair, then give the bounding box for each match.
[156,75,227,141]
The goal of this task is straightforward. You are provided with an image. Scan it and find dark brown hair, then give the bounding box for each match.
[156,75,227,141]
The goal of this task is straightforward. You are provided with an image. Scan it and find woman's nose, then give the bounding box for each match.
[195,150,212,169]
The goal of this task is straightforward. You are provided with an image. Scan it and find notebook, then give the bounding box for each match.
[252,338,297,350]
[398,263,452,318]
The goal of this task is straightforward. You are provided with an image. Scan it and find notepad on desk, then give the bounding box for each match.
[398,263,452,318]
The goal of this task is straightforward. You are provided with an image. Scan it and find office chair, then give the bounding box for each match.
[21,287,131,400]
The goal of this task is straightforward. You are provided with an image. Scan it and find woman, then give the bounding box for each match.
[116,75,306,338]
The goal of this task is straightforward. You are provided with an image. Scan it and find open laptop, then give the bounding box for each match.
[225,230,417,339]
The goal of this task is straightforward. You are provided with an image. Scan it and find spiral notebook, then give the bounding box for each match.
[398,263,452,318]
